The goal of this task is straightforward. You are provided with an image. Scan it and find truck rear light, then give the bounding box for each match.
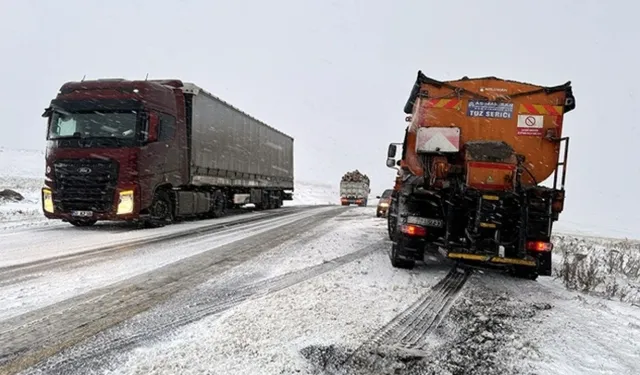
[42,188,54,213]
[117,190,135,215]
[552,190,565,213]
[527,241,553,252]
[552,200,564,213]
[401,224,427,237]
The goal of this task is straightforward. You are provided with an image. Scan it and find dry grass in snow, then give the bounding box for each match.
[552,234,640,305]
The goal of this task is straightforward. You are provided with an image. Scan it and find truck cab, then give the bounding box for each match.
[41,79,186,227]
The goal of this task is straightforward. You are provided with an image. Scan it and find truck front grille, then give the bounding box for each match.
[53,159,119,213]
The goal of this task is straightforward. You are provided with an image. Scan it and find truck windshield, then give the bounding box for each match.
[381,189,393,198]
[48,110,139,140]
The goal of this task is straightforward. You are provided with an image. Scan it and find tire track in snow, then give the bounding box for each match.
[304,265,471,374]
[0,207,343,375]
[24,241,387,375]
[0,206,313,285]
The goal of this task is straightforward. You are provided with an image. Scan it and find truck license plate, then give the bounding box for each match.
[407,216,444,228]
[71,210,93,217]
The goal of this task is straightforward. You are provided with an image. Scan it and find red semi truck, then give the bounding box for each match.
[41,78,294,227]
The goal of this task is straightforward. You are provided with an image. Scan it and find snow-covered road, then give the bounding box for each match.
[0,204,639,375]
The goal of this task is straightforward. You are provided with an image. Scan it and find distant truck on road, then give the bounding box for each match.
[41,78,294,227]
[340,170,370,206]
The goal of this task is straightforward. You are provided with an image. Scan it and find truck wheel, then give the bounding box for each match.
[390,244,415,269]
[69,219,97,227]
[387,216,396,240]
[513,267,539,281]
[211,190,226,218]
[147,190,174,227]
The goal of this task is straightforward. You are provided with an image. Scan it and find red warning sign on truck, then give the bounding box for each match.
[517,114,544,136]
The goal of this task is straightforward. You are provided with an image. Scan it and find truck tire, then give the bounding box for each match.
[387,215,396,240]
[513,266,539,281]
[211,190,226,218]
[69,219,97,227]
[390,244,415,269]
[146,190,174,228]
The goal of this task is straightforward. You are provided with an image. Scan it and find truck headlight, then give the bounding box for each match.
[117,190,135,215]
[379,202,389,207]
[42,188,54,213]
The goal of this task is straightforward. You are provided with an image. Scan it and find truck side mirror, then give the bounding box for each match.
[386,158,396,168]
[387,144,397,158]
[147,112,159,142]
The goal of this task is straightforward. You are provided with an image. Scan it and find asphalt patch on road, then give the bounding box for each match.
[301,274,553,375]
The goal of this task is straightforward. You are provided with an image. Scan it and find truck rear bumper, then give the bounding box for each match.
[445,251,552,276]
[341,198,366,205]
[447,252,536,267]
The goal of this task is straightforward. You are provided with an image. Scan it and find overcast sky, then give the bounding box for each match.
[1,0,638,238]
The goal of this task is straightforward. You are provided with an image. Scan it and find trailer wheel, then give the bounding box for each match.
[69,219,97,227]
[211,190,226,218]
[147,190,174,227]
[390,244,415,269]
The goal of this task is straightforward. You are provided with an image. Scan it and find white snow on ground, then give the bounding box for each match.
[0,209,268,268]
[0,207,334,321]
[199,207,386,287]
[284,179,340,206]
[0,148,46,230]
[552,233,640,305]
[85,208,638,375]
[524,277,640,375]
[102,208,447,375]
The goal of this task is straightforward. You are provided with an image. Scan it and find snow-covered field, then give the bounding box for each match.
[1,146,639,375]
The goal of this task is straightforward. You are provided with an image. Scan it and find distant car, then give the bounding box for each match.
[376,189,394,217]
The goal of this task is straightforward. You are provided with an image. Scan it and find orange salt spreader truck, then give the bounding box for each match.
[385,71,575,280]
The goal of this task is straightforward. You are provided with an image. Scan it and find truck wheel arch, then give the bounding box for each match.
[143,183,174,213]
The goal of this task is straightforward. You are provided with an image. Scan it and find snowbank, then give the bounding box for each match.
[552,233,640,305]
